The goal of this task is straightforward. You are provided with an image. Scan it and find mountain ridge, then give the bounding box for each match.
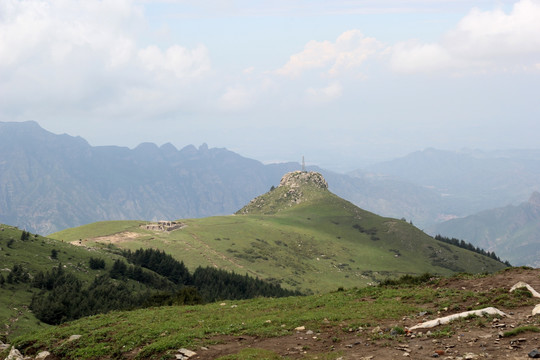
[1,121,444,234]
[3,121,540,240]
[430,191,540,267]
[0,121,299,233]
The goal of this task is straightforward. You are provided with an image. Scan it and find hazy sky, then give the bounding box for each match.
[1,0,539,171]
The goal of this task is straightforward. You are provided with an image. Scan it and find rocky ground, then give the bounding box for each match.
[3,268,539,360]
[191,268,540,360]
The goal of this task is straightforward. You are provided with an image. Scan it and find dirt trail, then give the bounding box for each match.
[191,268,540,360]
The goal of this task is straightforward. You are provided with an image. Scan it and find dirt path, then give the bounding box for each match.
[190,268,540,360]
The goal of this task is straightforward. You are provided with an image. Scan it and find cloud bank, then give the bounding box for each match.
[390,0,540,73]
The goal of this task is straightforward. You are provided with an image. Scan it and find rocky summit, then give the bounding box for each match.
[236,171,329,215]
[279,171,328,189]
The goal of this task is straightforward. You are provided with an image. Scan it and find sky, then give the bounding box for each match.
[1,0,539,172]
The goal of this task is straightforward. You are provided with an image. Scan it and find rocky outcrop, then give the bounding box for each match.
[236,171,330,215]
[279,171,328,189]
[4,347,24,360]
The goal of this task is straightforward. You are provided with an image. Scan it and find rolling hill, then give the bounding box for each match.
[430,192,540,268]
[50,171,508,294]
[0,223,295,342]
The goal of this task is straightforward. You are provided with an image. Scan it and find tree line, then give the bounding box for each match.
[2,248,300,325]
[121,248,301,302]
[434,234,511,266]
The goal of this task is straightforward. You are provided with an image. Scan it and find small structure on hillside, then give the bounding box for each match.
[142,220,185,232]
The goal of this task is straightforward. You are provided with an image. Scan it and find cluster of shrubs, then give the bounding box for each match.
[3,247,300,325]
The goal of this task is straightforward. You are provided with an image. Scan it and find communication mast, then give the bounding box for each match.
[302,156,306,172]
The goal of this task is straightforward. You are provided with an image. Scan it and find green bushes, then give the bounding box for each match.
[379,273,435,287]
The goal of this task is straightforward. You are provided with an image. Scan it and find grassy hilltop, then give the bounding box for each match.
[51,171,507,294]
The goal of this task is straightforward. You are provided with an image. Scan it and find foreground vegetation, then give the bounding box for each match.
[9,269,538,360]
[0,225,297,341]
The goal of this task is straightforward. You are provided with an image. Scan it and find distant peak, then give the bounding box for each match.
[160,142,177,152]
[529,191,540,207]
[134,142,159,152]
[236,171,330,215]
[279,171,328,189]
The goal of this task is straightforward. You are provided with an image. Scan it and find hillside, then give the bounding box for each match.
[0,224,128,339]
[51,171,507,294]
[6,267,540,360]
[430,192,540,268]
[0,224,295,342]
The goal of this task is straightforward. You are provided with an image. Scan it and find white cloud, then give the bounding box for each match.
[276,30,382,77]
[390,41,464,73]
[390,0,540,73]
[218,85,253,111]
[0,0,213,123]
[138,44,211,78]
[0,0,140,67]
[305,82,343,104]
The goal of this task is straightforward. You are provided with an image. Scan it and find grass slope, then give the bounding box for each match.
[50,173,507,294]
[9,268,539,360]
[0,224,151,340]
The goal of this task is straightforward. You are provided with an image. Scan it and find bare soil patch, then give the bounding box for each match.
[89,231,143,244]
[190,268,540,360]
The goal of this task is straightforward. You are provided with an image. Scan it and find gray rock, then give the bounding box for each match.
[67,335,81,342]
[178,348,197,358]
[529,349,540,358]
[6,347,23,360]
[35,351,51,360]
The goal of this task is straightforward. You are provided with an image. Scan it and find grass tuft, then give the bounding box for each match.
[503,326,540,338]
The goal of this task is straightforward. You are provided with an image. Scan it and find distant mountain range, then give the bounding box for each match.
[430,192,540,267]
[0,121,441,234]
[363,148,540,221]
[2,121,540,264]
[0,121,299,233]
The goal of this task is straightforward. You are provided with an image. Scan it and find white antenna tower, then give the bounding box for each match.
[302,156,306,172]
